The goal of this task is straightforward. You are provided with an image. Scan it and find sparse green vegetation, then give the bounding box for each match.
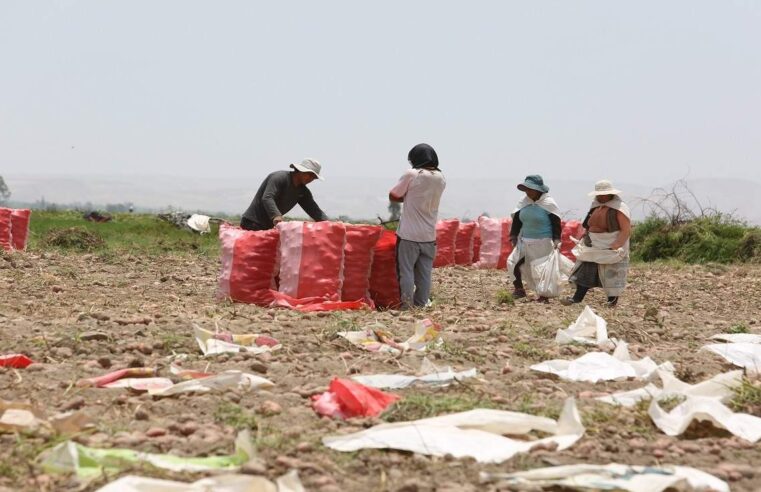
[383,392,496,422]
[728,323,750,334]
[513,341,547,360]
[495,288,514,306]
[730,378,761,414]
[214,402,258,430]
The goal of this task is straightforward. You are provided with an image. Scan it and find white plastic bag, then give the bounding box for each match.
[531,249,563,298]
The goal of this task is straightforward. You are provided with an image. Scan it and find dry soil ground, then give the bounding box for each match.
[1,251,760,491]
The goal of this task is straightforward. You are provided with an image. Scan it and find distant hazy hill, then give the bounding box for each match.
[5,174,761,225]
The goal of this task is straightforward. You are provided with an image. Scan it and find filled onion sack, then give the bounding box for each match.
[277,221,346,300]
[217,223,280,306]
[561,220,585,261]
[341,224,382,302]
[10,209,31,251]
[455,221,477,266]
[0,208,12,252]
[368,230,401,309]
[474,216,512,269]
[433,219,459,267]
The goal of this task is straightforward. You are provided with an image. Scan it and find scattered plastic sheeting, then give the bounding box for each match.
[480,464,729,492]
[352,367,477,389]
[702,343,761,375]
[596,370,742,407]
[103,378,174,392]
[555,306,613,349]
[323,398,584,464]
[194,324,281,356]
[709,333,761,344]
[41,430,254,478]
[649,396,761,442]
[0,354,33,368]
[311,378,400,419]
[95,470,305,492]
[531,342,671,383]
[150,371,274,397]
[337,319,443,354]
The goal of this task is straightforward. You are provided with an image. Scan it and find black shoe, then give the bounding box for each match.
[559,297,579,306]
[512,288,527,299]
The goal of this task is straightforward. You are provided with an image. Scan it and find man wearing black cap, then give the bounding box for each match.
[240,158,328,231]
[389,144,446,309]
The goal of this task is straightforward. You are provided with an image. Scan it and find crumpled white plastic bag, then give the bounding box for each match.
[479,463,729,492]
[186,214,211,234]
[555,305,613,349]
[649,396,761,442]
[351,357,477,389]
[323,398,584,464]
[95,470,304,492]
[530,249,565,298]
[702,342,761,375]
[531,342,672,383]
[597,370,742,407]
[149,370,274,396]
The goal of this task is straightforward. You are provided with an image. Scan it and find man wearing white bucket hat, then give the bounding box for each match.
[560,179,631,307]
[240,159,329,231]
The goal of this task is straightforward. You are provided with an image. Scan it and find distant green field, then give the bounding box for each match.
[27,211,221,257]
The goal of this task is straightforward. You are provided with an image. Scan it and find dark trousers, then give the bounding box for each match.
[240,217,268,231]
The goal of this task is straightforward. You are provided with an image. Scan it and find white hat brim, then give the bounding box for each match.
[290,163,324,180]
[588,189,622,197]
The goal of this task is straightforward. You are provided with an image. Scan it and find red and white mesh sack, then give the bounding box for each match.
[0,208,12,252]
[368,230,400,309]
[433,219,459,267]
[474,216,513,269]
[561,220,585,261]
[454,221,477,266]
[10,209,31,251]
[217,223,280,306]
[277,221,346,300]
[342,224,382,302]
[472,224,481,264]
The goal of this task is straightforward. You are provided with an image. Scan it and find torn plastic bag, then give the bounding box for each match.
[597,369,742,407]
[480,463,729,492]
[95,470,305,492]
[702,342,761,375]
[218,223,279,306]
[531,342,671,383]
[352,367,477,390]
[277,221,346,300]
[323,398,584,464]
[0,354,34,368]
[341,224,382,302]
[194,324,281,356]
[433,219,459,267]
[76,367,159,388]
[41,430,255,478]
[311,378,400,419]
[338,319,443,354]
[368,230,401,309]
[186,214,211,234]
[555,305,612,348]
[649,396,761,442]
[454,221,477,266]
[150,370,274,397]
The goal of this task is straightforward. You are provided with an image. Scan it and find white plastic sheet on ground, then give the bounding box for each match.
[555,305,613,349]
[351,358,477,389]
[95,470,304,492]
[194,325,281,356]
[102,378,174,392]
[702,342,761,375]
[479,463,729,492]
[709,333,761,344]
[597,369,742,407]
[649,396,761,442]
[531,342,672,383]
[338,319,443,355]
[149,371,274,396]
[323,398,584,464]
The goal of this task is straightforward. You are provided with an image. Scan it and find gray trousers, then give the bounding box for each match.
[395,238,436,309]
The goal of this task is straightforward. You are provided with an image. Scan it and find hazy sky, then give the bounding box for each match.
[2,1,760,184]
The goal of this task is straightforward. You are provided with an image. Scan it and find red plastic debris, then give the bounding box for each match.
[0,354,33,369]
[312,378,400,419]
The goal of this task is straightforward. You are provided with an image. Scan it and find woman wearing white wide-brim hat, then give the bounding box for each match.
[560,180,631,307]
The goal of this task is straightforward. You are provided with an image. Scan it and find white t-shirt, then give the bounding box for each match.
[389,168,446,242]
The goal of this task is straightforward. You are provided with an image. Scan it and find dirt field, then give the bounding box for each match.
[1,250,760,491]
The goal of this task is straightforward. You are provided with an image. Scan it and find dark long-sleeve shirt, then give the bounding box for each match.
[242,171,328,229]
